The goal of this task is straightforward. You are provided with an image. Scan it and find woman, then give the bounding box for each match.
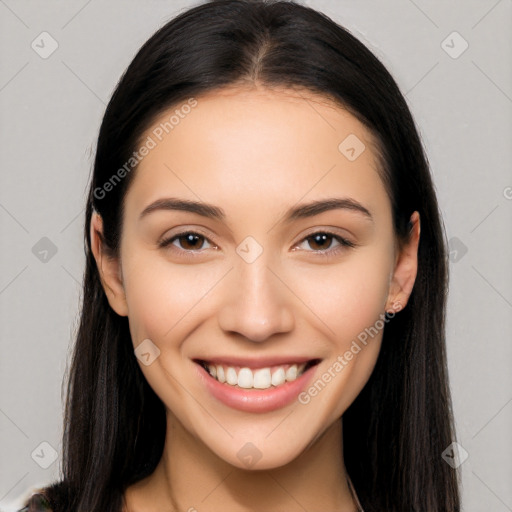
[19,0,461,510]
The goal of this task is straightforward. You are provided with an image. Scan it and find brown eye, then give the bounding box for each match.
[306,233,336,251]
[175,233,207,250]
[159,231,214,252]
[295,231,356,254]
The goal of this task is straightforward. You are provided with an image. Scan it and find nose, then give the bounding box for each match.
[217,258,295,343]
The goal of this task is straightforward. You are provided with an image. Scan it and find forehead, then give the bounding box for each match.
[123,85,388,224]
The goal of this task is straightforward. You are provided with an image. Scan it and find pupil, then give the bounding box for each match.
[311,233,330,250]
[183,234,201,249]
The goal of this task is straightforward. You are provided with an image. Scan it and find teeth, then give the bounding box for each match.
[271,367,286,386]
[238,368,253,388]
[216,365,225,383]
[226,367,238,385]
[253,368,271,389]
[285,365,298,381]
[204,362,309,389]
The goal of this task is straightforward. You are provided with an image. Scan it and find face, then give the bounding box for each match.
[91,85,419,470]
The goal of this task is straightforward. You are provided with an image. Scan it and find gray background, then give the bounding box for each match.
[1,0,511,510]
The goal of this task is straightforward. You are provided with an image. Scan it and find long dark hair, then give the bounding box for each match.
[45,1,461,510]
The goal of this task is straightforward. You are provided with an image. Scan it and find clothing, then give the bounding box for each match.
[17,490,53,512]
[16,480,65,512]
[19,475,364,511]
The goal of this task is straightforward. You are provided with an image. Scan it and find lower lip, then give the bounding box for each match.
[195,362,318,413]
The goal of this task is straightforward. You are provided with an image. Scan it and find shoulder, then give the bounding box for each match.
[17,480,70,512]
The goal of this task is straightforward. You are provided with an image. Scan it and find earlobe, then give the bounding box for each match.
[90,210,129,317]
[385,211,420,313]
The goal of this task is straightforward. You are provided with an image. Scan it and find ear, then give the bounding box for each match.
[90,210,128,317]
[385,211,420,313]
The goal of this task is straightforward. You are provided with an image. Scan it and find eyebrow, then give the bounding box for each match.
[139,197,372,223]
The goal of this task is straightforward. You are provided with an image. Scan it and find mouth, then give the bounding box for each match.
[194,358,321,390]
[194,356,322,413]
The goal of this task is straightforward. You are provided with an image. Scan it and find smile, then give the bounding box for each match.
[197,360,320,389]
[194,358,321,413]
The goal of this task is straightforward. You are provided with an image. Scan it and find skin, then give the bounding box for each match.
[90,84,420,512]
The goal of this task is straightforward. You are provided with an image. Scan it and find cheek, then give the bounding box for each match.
[123,241,393,348]
[297,249,394,414]
[121,256,222,429]
[121,255,220,344]
[290,248,393,344]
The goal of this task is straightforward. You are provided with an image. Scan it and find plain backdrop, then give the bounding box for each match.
[1,1,511,510]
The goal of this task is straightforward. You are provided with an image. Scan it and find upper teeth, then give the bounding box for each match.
[206,363,307,389]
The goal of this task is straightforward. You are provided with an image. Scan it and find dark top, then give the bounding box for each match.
[17,481,67,512]
[18,492,53,512]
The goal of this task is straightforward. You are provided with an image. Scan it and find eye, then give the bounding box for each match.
[158,231,216,254]
[158,229,356,258]
[293,231,356,255]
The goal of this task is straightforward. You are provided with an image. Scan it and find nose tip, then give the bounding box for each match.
[217,263,295,343]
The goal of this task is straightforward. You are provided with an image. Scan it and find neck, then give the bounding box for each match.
[124,413,357,512]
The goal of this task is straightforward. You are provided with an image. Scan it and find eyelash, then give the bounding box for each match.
[158,230,356,258]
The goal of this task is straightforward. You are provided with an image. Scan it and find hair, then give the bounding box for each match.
[37,0,461,510]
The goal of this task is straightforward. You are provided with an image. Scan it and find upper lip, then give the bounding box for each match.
[194,356,321,369]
